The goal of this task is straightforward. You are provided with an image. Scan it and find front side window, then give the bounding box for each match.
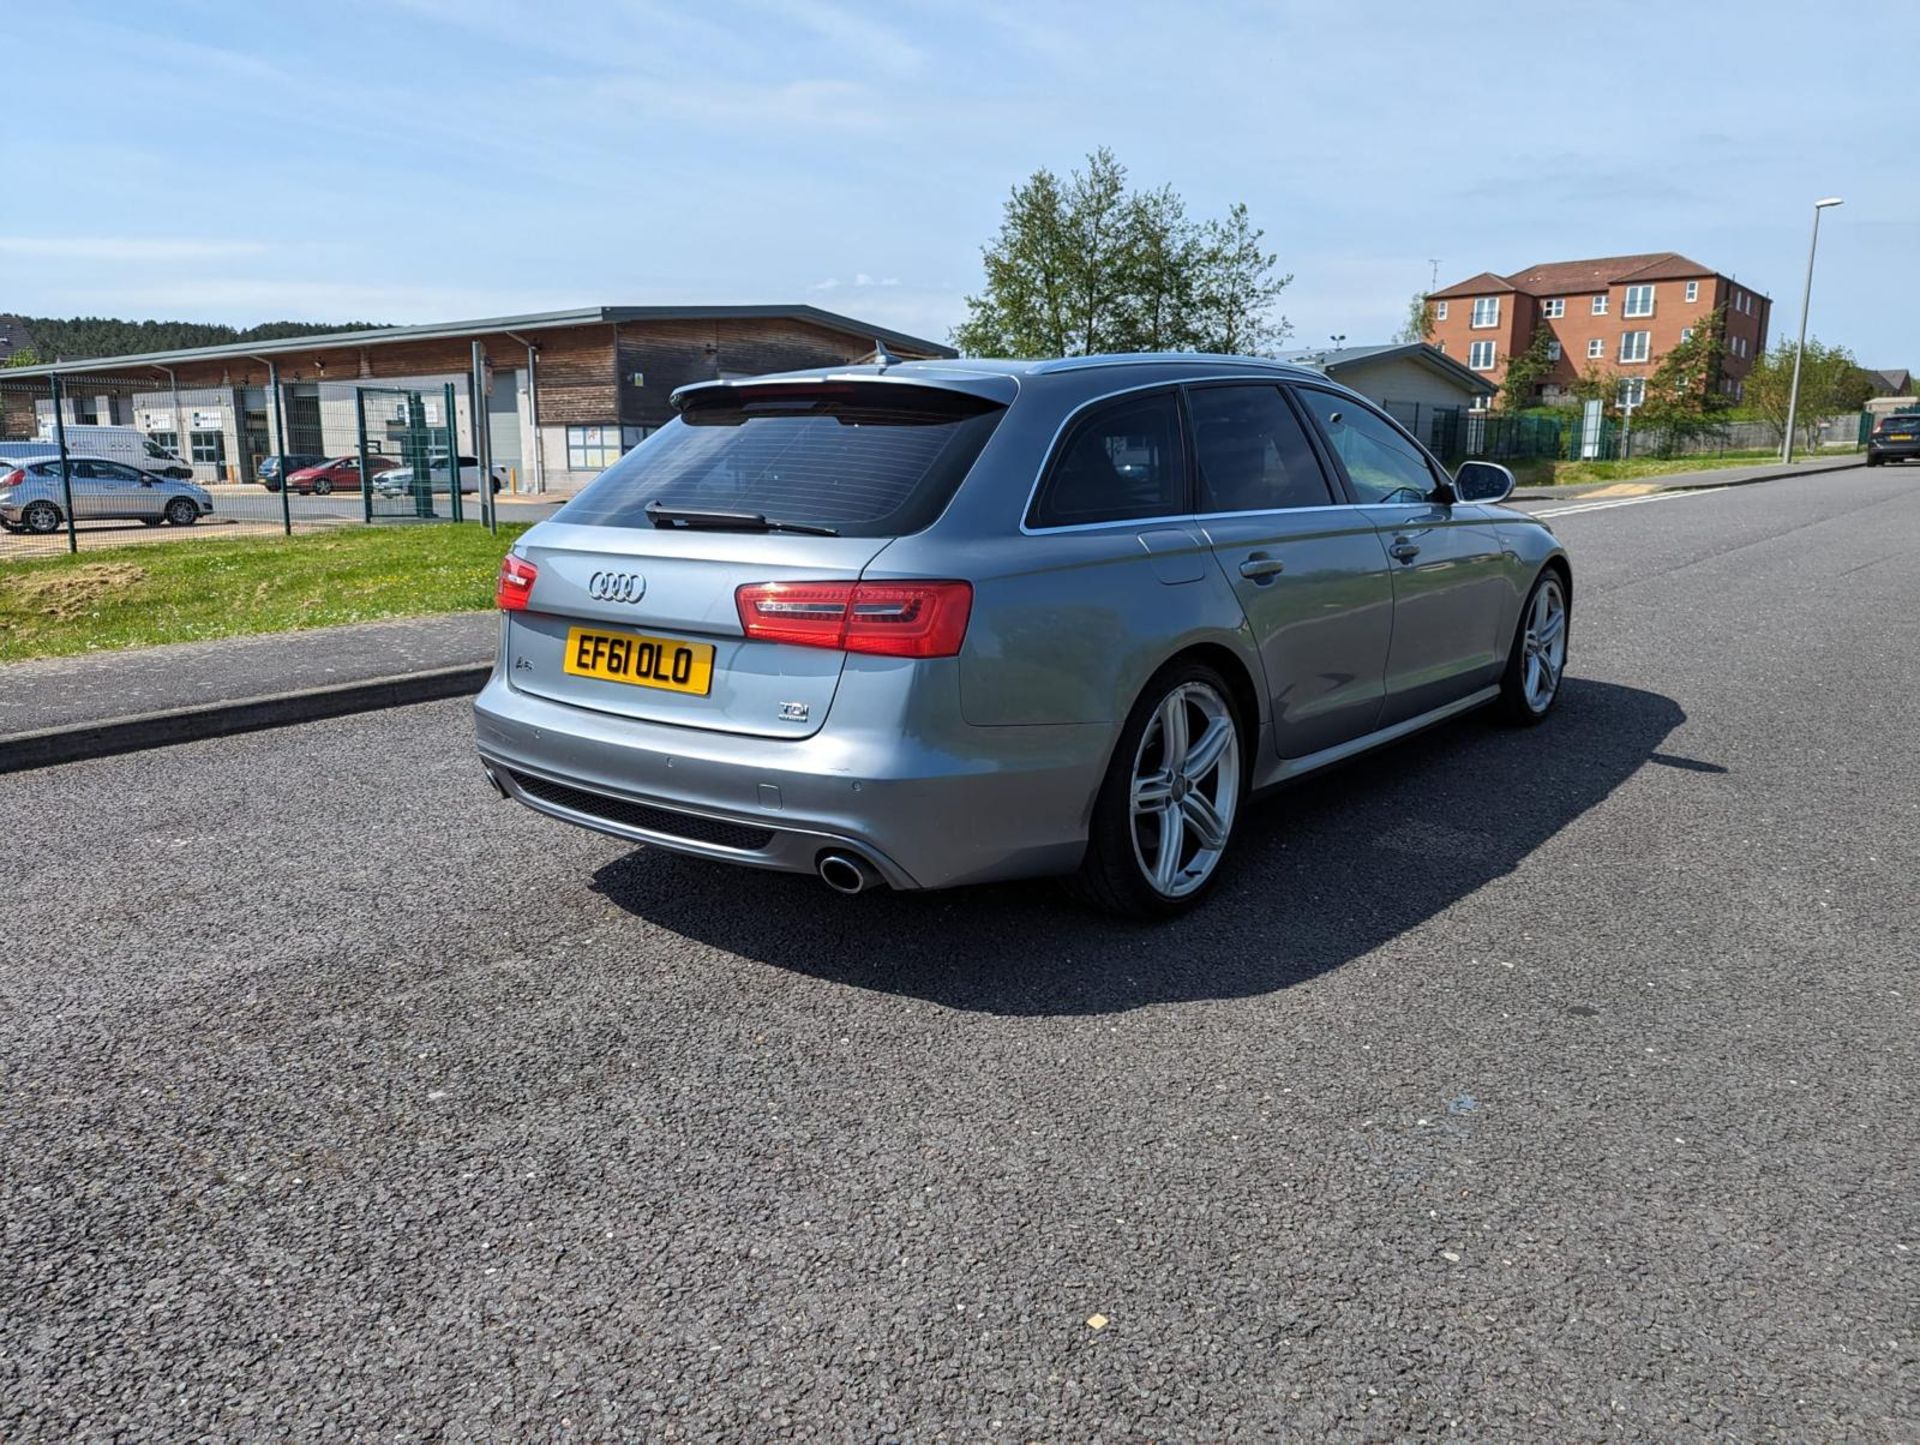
[1624,284,1655,318]
[1295,388,1438,506]
[143,439,172,459]
[1541,298,1565,319]
[1469,340,1496,370]
[1470,297,1500,328]
[565,382,1005,538]
[1187,385,1334,514]
[1028,389,1186,528]
[1620,331,1651,363]
[1592,294,1609,315]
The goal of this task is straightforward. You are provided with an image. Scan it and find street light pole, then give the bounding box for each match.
[1781,197,1843,464]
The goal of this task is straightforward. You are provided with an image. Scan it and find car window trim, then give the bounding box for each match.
[1181,378,1342,515]
[1020,372,1329,535]
[1023,384,1192,532]
[1289,382,1451,504]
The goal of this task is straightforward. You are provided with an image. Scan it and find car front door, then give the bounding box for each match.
[1293,387,1510,728]
[1188,381,1396,759]
[102,462,163,518]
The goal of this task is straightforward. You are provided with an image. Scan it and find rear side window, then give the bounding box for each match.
[559,383,1004,538]
[1188,384,1334,513]
[1028,389,1187,528]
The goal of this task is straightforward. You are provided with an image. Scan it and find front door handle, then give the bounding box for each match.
[1239,555,1286,581]
[1390,536,1421,562]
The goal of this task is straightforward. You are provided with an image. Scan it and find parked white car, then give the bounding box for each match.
[28,426,193,479]
[371,455,508,498]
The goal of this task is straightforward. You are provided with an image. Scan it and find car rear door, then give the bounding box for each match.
[1187,381,1395,758]
[67,460,117,519]
[1292,386,1509,727]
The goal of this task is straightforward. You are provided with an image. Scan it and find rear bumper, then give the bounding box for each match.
[472,671,1111,890]
[1867,440,1920,462]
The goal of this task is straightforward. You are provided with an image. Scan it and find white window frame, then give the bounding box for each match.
[1680,327,1694,343]
[1619,330,1651,363]
[1591,294,1608,315]
[1434,300,1448,321]
[1468,340,1497,371]
[566,424,624,471]
[1587,338,1605,359]
[1685,280,1699,303]
[1546,340,1562,361]
[1541,298,1564,319]
[1617,377,1646,408]
[1623,284,1655,318]
[1470,297,1500,329]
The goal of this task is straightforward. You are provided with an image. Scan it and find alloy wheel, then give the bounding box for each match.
[1522,576,1567,712]
[1129,681,1241,898]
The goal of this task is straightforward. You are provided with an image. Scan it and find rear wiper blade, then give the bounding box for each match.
[644,502,838,536]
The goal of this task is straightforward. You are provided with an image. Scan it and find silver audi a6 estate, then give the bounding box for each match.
[474,353,1570,916]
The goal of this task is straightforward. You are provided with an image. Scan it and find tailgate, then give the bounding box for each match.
[505,521,893,739]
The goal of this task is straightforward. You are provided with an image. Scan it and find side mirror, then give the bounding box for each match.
[1454,460,1517,505]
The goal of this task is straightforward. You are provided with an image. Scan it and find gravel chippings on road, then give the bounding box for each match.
[1,470,1916,1439]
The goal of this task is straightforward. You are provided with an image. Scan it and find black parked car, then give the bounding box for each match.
[1866,413,1920,467]
[256,453,330,491]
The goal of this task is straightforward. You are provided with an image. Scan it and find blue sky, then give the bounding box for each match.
[4,0,1912,363]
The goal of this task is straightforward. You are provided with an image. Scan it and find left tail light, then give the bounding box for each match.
[496,553,537,611]
[736,580,972,658]
[0,468,22,488]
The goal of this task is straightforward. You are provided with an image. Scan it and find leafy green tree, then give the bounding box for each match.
[13,316,385,363]
[1497,327,1555,412]
[2,346,39,369]
[1743,338,1865,450]
[954,150,1290,357]
[1635,306,1732,446]
[1394,292,1433,344]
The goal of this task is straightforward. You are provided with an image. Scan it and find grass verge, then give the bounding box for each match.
[1508,449,1857,489]
[0,523,527,663]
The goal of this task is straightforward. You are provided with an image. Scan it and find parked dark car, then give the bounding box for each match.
[285,454,401,495]
[256,453,330,491]
[1865,413,1920,467]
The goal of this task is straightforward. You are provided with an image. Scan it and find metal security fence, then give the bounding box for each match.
[1381,400,1867,467]
[1,363,504,560]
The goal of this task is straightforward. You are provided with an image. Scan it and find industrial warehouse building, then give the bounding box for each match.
[0,306,954,492]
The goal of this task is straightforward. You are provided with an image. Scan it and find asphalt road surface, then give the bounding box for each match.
[2,468,1915,1439]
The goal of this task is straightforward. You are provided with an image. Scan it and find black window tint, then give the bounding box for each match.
[1188,385,1334,513]
[1030,390,1187,527]
[561,382,1004,538]
[1296,388,1438,504]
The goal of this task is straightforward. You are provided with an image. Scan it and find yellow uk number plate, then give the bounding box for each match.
[563,626,715,695]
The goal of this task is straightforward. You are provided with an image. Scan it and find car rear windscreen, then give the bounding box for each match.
[556,383,1006,537]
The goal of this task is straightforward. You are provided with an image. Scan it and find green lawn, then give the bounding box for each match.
[0,523,527,663]
[1508,448,1854,489]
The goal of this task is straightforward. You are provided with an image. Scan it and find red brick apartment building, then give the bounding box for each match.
[1427,253,1771,408]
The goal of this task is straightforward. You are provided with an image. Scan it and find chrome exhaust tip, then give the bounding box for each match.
[817,852,879,895]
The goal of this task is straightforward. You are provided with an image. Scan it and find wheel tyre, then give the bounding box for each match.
[22,500,61,535]
[1497,568,1570,726]
[165,499,198,526]
[312,478,333,496]
[1068,660,1246,919]
[1865,454,1881,467]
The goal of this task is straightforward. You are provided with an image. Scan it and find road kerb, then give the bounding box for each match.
[0,663,492,774]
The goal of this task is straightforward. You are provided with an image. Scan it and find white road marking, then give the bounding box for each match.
[1531,489,1724,519]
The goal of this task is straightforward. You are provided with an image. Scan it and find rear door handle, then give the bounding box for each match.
[1390,536,1421,562]
[1239,555,1286,581]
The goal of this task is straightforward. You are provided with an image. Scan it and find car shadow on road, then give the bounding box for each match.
[590,678,1689,1016]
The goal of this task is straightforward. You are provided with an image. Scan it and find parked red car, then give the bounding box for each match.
[285,454,401,495]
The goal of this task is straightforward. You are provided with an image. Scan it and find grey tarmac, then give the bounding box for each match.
[1,467,1915,1439]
